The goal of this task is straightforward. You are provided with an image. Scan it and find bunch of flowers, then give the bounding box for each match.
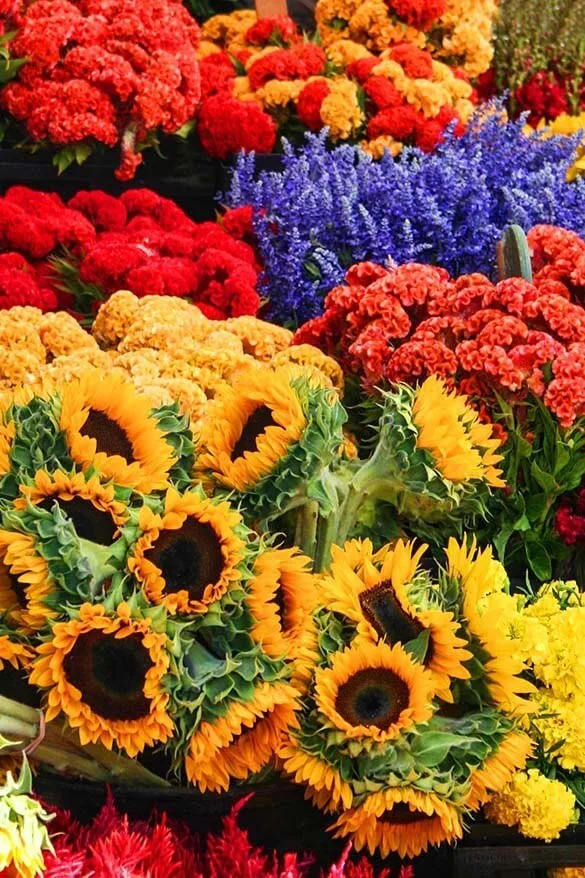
[477,580,585,842]
[315,0,496,79]
[1,0,201,180]
[0,186,262,319]
[195,10,476,158]
[0,363,321,793]
[477,0,585,126]
[281,536,533,858]
[34,793,412,877]
[226,111,585,325]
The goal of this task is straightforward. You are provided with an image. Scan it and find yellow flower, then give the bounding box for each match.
[413,376,504,487]
[59,370,175,492]
[315,638,434,741]
[225,316,293,361]
[0,633,33,671]
[271,344,344,391]
[92,290,141,349]
[129,488,247,615]
[533,691,585,772]
[362,135,403,159]
[232,76,258,102]
[44,349,113,384]
[185,680,299,792]
[465,731,533,810]
[201,10,257,47]
[320,78,364,141]
[30,602,174,757]
[0,531,57,633]
[529,606,585,699]
[38,312,98,359]
[256,79,306,109]
[332,786,463,859]
[325,39,372,69]
[279,737,354,812]
[484,769,576,842]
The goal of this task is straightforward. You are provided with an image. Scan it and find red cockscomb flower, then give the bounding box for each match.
[247,43,326,91]
[198,95,276,159]
[297,79,331,130]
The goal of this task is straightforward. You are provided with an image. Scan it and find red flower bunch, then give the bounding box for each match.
[40,794,412,878]
[67,188,261,318]
[386,0,447,30]
[247,43,326,91]
[244,15,300,47]
[514,71,569,126]
[197,95,276,159]
[294,228,585,426]
[0,252,57,310]
[556,485,585,546]
[200,52,239,100]
[1,0,201,180]
[528,223,585,298]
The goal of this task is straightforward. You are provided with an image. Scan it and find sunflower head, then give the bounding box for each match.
[30,598,174,757]
[196,364,346,521]
[128,486,257,617]
[366,377,505,523]
[58,370,178,493]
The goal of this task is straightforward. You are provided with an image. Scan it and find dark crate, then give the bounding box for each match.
[0,145,221,221]
[33,774,585,878]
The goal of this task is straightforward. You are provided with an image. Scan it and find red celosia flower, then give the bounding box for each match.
[193,248,260,318]
[297,79,331,131]
[221,206,255,243]
[247,43,326,91]
[2,0,201,179]
[363,76,402,110]
[198,95,276,159]
[200,52,236,100]
[68,190,128,232]
[346,57,379,84]
[514,71,569,126]
[390,43,434,80]
[367,103,420,141]
[244,15,300,47]
[387,0,446,29]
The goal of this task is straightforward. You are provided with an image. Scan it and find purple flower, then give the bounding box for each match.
[225,107,585,326]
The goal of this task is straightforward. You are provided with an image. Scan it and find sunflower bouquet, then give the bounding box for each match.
[280,536,534,859]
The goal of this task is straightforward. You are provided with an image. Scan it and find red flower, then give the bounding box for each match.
[297,79,330,131]
[68,190,128,231]
[193,248,260,318]
[198,95,276,159]
[346,57,379,84]
[199,52,236,100]
[247,43,326,91]
[244,15,299,47]
[367,103,420,141]
[514,71,569,126]
[387,0,446,30]
[390,43,434,80]
[221,206,255,243]
[363,76,402,110]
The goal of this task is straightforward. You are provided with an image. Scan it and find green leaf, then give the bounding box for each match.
[530,461,558,494]
[74,143,92,165]
[404,629,430,664]
[174,120,195,139]
[411,732,476,768]
[525,537,552,581]
[525,493,548,521]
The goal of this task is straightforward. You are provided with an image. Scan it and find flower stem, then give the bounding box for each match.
[297,499,320,564]
[313,511,338,573]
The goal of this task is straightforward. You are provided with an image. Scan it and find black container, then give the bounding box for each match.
[0,143,221,221]
[33,774,585,878]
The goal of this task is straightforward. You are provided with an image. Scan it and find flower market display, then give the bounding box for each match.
[4,1,585,876]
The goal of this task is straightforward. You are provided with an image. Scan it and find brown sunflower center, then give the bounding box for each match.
[379,804,429,825]
[335,667,410,730]
[39,497,118,546]
[82,409,135,463]
[64,629,151,720]
[230,405,277,461]
[144,518,224,600]
[2,567,26,608]
[360,582,427,653]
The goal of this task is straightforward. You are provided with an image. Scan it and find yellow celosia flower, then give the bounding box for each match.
[201,10,256,48]
[232,76,258,103]
[320,78,364,141]
[38,312,98,359]
[325,39,372,69]
[256,79,306,109]
[484,769,576,842]
[92,289,141,349]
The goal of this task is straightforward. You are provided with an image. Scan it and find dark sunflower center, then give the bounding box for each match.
[3,568,26,608]
[360,582,427,653]
[64,630,152,720]
[39,497,118,546]
[230,405,277,461]
[379,804,428,825]
[335,667,410,730]
[144,518,224,599]
[82,409,135,463]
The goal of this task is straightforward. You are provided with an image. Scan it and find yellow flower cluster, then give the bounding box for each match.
[316,0,496,77]
[484,769,576,842]
[530,114,585,181]
[200,9,257,56]
[0,293,342,433]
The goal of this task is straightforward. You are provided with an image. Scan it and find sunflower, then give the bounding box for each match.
[247,547,317,659]
[279,735,354,813]
[321,540,471,700]
[128,488,249,615]
[412,376,504,488]
[0,419,14,478]
[332,787,463,859]
[315,638,434,742]
[15,470,128,546]
[196,364,346,518]
[185,680,299,792]
[445,538,535,714]
[58,370,175,492]
[465,731,533,810]
[30,602,174,757]
[0,532,57,633]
